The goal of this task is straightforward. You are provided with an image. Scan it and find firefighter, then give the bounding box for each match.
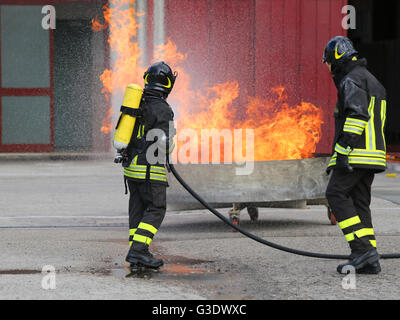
[323,36,387,274]
[123,61,177,269]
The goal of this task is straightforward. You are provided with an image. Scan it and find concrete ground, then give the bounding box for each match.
[0,159,399,300]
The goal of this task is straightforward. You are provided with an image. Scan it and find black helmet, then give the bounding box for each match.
[143,61,177,95]
[322,36,358,65]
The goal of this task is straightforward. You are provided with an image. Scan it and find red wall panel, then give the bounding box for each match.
[208,0,255,105]
[165,0,210,88]
[165,0,348,155]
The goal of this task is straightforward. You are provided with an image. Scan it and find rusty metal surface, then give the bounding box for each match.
[167,157,331,210]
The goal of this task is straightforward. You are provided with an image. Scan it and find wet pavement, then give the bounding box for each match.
[0,160,399,299]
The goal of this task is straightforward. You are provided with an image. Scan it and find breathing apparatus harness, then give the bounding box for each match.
[166,157,400,260]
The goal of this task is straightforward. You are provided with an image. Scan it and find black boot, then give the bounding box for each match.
[126,246,164,269]
[356,261,381,274]
[337,248,380,274]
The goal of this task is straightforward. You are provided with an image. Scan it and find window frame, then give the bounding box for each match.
[0,2,54,152]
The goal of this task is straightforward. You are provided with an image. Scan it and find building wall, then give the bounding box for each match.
[165,0,347,155]
[0,0,108,153]
[0,0,348,154]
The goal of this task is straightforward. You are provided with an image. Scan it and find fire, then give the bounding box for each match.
[155,40,323,162]
[93,0,323,160]
[91,16,107,31]
[242,91,323,161]
[92,0,145,134]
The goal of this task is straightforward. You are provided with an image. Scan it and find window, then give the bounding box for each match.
[0,4,53,151]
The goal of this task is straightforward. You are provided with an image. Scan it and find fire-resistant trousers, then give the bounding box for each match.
[127,180,166,251]
[326,168,376,256]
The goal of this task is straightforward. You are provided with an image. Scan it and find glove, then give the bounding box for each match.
[114,152,124,164]
[114,149,130,165]
[326,141,354,175]
[335,153,354,173]
[333,141,354,173]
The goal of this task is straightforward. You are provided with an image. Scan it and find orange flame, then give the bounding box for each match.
[91,16,107,31]
[92,0,144,134]
[155,40,324,161]
[93,0,323,160]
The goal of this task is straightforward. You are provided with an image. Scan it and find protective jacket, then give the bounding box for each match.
[124,91,175,185]
[328,59,387,172]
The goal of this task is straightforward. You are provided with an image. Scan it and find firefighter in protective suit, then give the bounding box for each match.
[123,61,177,269]
[324,36,387,274]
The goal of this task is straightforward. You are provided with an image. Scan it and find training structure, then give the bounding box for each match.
[167,157,331,222]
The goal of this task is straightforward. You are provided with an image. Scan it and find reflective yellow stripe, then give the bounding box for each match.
[150,166,167,174]
[344,117,367,136]
[129,155,147,170]
[328,154,337,167]
[350,149,386,158]
[124,171,146,179]
[126,156,167,180]
[132,234,152,245]
[124,150,168,182]
[370,240,377,247]
[125,165,168,181]
[126,167,147,173]
[381,100,387,151]
[343,125,363,135]
[345,233,354,242]
[356,228,374,237]
[127,165,166,173]
[150,174,167,182]
[138,222,158,235]
[335,45,345,59]
[348,157,386,166]
[353,148,385,154]
[125,155,147,179]
[129,228,137,247]
[163,77,172,89]
[167,141,175,154]
[150,166,167,171]
[125,171,167,181]
[371,98,376,150]
[365,96,376,150]
[124,171,146,176]
[329,154,386,163]
[150,174,167,179]
[338,216,361,229]
[344,228,375,242]
[150,174,167,180]
[345,117,368,126]
[137,124,145,138]
[335,143,351,155]
[150,172,166,177]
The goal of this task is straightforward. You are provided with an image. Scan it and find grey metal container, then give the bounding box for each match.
[166,157,332,222]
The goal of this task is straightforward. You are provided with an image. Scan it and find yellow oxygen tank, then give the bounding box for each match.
[113,84,143,151]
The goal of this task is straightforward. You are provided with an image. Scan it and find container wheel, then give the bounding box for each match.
[229,204,241,232]
[247,206,259,222]
[231,216,240,232]
[327,206,337,225]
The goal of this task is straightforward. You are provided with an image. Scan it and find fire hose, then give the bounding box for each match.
[167,158,400,260]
